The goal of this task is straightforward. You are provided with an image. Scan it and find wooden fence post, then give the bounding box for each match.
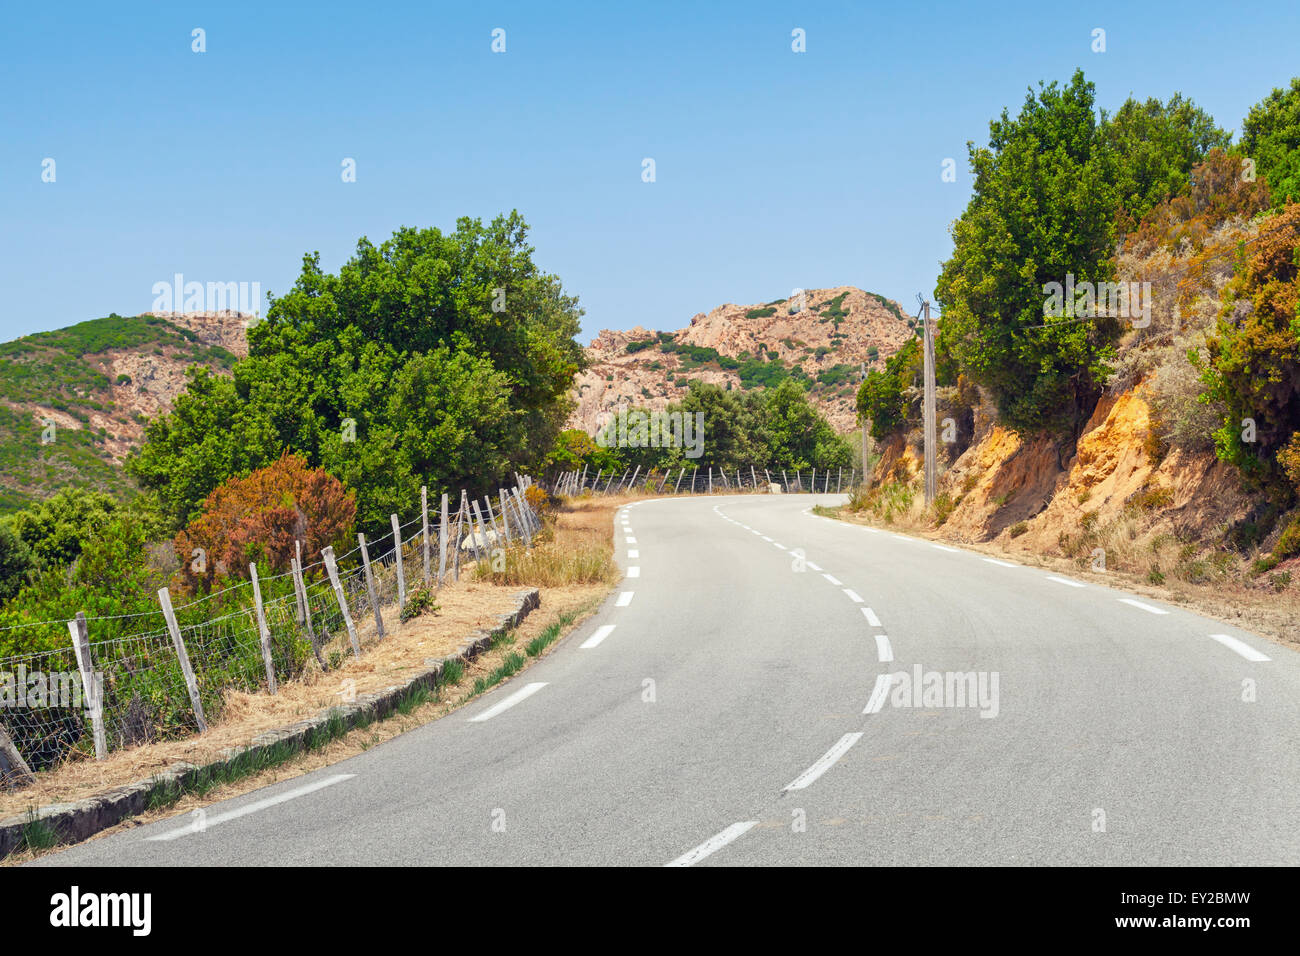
[158,587,207,732]
[391,514,407,611]
[469,501,486,564]
[453,492,466,581]
[708,467,713,494]
[438,492,450,586]
[357,533,385,639]
[248,564,278,694]
[322,546,360,657]
[751,466,757,490]
[0,724,34,788]
[292,550,324,668]
[513,488,533,540]
[68,612,106,760]
[499,490,514,547]
[811,468,816,494]
[837,468,842,493]
[421,485,431,587]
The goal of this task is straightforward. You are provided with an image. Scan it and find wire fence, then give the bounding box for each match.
[0,479,543,785]
[546,464,864,497]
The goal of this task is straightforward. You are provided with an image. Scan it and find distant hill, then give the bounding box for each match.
[569,286,917,434]
[0,312,249,512]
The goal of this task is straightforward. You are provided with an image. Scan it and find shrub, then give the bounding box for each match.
[1202,202,1300,491]
[400,586,440,622]
[174,452,356,587]
[1009,521,1029,538]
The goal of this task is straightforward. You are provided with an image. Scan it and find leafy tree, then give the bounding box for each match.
[128,213,586,534]
[0,515,162,657]
[1242,77,1300,205]
[762,379,852,470]
[857,339,920,440]
[0,521,33,603]
[1104,93,1230,229]
[548,428,623,473]
[936,70,1121,430]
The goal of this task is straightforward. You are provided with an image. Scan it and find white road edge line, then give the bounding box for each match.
[862,607,882,627]
[665,821,758,867]
[580,624,617,649]
[983,558,1017,567]
[616,591,634,607]
[468,681,548,722]
[823,573,843,586]
[1209,633,1271,662]
[807,561,823,572]
[842,588,864,603]
[1046,575,1086,588]
[932,544,960,553]
[783,732,864,791]
[874,634,893,662]
[1117,597,1168,615]
[627,566,641,578]
[147,774,356,841]
[863,674,894,714]
[627,549,639,558]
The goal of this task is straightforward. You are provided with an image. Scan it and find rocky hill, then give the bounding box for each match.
[569,286,916,434]
[0,312,250,511]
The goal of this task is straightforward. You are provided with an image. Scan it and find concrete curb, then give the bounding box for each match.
[0,588,540,859]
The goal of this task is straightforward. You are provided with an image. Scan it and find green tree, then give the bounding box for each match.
[0,521,33,603]
[1242,77,1300,205]
[1104,93,1231,228]
[857,339,920,440]
[936,70,1121,430]
[128,213,586,535]
[763,379,852,470]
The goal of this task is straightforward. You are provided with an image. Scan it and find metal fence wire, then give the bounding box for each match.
[0,482,544,782]
[546,464,862,497]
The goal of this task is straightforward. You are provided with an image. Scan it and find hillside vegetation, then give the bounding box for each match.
[852,70,1300,632]
[0,314,239,511]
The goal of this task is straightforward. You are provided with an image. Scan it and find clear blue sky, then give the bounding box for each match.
[3,0,1297,344]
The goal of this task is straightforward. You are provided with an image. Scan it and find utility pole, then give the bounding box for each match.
[921,299,937,507]
[859,361,868,483]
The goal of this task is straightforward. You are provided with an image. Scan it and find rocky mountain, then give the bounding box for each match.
[0,312,250,511]
[568,286,917,434]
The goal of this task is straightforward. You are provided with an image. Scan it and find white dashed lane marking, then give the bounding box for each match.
[580,625,616,649]
[1208,633,1271,662]
[666,821,758,867]
[1117,598,1168,615]
[783,733,864,791]
[874,634,893,662]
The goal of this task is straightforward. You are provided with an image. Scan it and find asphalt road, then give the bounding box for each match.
[35,493,1300,866]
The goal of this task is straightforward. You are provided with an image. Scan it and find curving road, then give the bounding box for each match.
[35,493,1300,866]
